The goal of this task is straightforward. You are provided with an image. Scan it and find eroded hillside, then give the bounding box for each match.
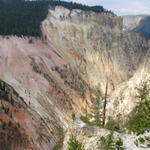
[0,4,149,150]
[42,6,150,119]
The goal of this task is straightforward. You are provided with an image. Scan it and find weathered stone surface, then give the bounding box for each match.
[42,6,150,119]
[42,6,149,91]
[0,6,149,150]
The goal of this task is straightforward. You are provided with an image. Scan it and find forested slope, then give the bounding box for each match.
[0,0,113,37]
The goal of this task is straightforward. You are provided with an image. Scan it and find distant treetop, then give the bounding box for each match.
[30,0,114,14]
[0,0,114,37]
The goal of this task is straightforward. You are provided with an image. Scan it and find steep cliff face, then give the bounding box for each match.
[0,36,91,150]
[42,6,150,120]
[42,6,149,91]
[0,5,149,150]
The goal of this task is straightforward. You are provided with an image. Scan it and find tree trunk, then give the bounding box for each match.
[102,78,108,127]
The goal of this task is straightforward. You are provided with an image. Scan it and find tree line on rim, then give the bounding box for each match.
[0,0,114,37]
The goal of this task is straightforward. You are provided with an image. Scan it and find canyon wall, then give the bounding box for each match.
[42,6,150,119]
[42,6,149,90]
[0,6,149,150]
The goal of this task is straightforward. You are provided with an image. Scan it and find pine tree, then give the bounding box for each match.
[67,135,85,150]
[136,82,150,101]
[90,86,103,126]
[127,82,150,134]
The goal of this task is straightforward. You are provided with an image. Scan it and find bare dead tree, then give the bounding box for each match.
[102,78,108,127]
